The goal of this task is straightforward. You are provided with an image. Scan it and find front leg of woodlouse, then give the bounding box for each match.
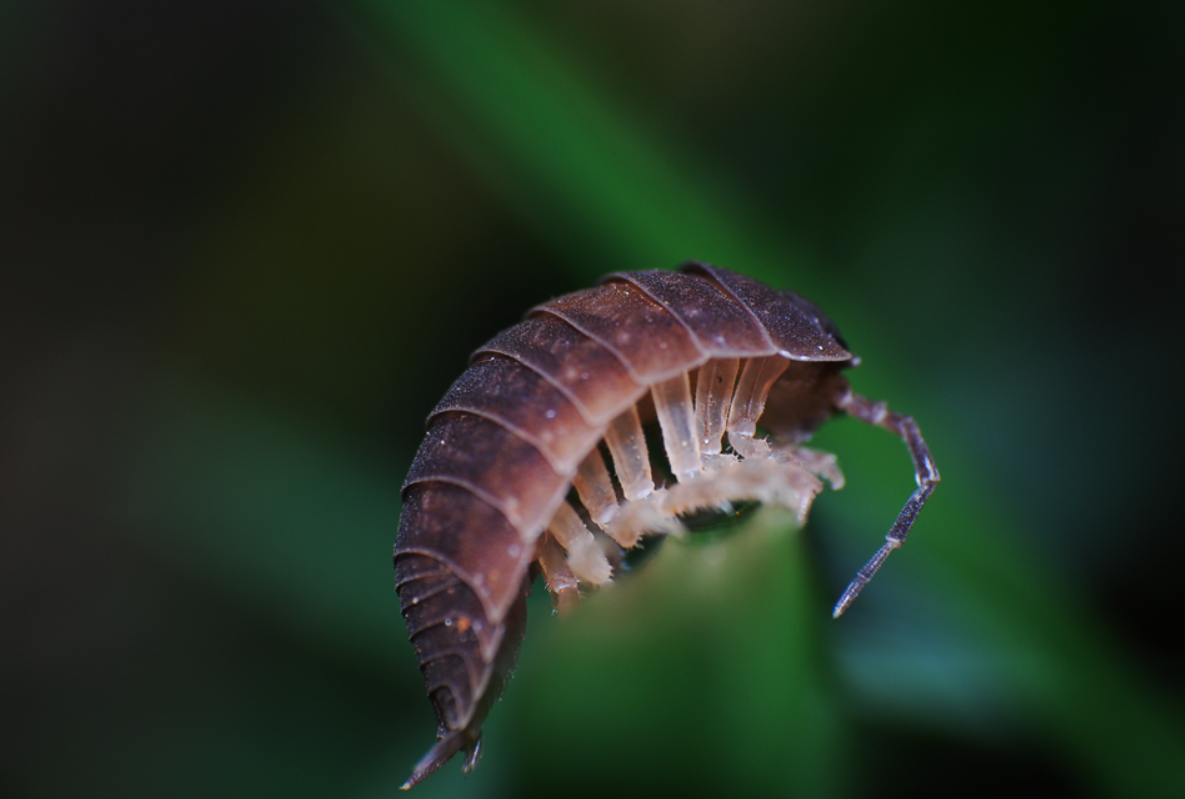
[536,534,581,615]
[832,391,940,618]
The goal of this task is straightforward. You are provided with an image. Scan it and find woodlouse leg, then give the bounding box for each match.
[603,404,655,500]
[537,534,581,614]
[547,502,613,585]
[652,373,703,481]
[659,457,825,524]
[695,358,739,459]
[777,446,845,490]
[572,446,619,526]
[726,356,790,459]
[832,391,941,618]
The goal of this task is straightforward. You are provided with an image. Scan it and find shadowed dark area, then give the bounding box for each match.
[2,1,1182,797]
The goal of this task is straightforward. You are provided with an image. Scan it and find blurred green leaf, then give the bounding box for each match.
[349,0,821,294]
[511,509,847,797]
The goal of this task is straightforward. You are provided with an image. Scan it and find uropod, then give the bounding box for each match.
[394,262,939,788]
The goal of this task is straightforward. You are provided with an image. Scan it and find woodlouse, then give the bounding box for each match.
[394,262,939,788]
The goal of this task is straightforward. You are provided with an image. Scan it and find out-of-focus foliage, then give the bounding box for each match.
[1,1,1181,798]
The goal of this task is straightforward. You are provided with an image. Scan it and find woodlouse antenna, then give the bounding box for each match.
[832,391,940,617]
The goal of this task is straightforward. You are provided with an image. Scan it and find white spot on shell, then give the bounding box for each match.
[545,409,557,419]
[507,544,522,558]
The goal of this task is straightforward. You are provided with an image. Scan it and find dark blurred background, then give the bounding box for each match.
[2,2,1182,797]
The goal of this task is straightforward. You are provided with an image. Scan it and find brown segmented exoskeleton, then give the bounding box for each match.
[394,262,939,788]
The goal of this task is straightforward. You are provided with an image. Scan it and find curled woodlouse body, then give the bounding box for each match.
[394,262,939,788]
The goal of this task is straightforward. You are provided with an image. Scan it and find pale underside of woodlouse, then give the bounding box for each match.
[394,263,939,788]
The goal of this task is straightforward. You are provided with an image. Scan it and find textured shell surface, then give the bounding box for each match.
[393,262,939,789]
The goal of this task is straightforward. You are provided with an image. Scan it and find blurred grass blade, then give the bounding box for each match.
[350,0,814,291]
[516,509,846,796]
